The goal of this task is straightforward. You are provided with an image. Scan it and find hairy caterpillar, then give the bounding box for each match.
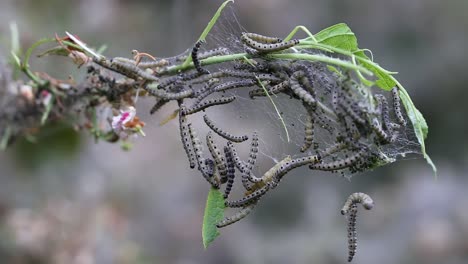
[223,146,236,199]
[242,132,261,189]
[182,96,236,115]
[179,109,197,168]
[109,59,159,82]
[191,40,210,75]
[216,203,256,228]
[241,33,299,52]
[149,99,169,115]
[375,94,392,131]
[176,47,230,62]
[300,108,315,152]
[225,184,269,208]
[146,86,194,100]
[249,80,289,99]
[213,79,257,93]
[188,123,219,188]
[341,192,374,262]
[192,78,220,106]
[310,149,366,171]
[203,115,248,143]
[188,71,226,85]
[391,87,406,126]
[226,141,246,172]
[347,204,358,262]
[290,71,316,105]
[340,192,374,215]
[242,32,282,44]
[206,131,228,183]
[371,118,395,144]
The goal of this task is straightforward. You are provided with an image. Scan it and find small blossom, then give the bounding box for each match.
[39,90,52,106]
[111,106,146,138]
[112,106,136,133]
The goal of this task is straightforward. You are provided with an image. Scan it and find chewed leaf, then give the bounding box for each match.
[202,187,225,249]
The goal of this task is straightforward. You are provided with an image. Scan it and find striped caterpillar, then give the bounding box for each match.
[109,59,159,82]
[179,108,196,168]
[203,115,249,143]
[216,203,256,228]
[181,96,236,115]
[187,123,219,188]
[290,70,316,106]
[391,87,406,126]
[223,146,236,199]
[206,131,228,183]
[341,192,374,262]
[241,33,300,52]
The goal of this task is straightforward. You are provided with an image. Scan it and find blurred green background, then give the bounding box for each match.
[1,0,467,263]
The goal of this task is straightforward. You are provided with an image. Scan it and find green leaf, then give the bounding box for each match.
[202,187,225,249]
[314,23,358,52]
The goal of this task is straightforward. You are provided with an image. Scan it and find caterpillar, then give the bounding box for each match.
[225,184,269,208]
[341,192,374,262]
[340,192,374,215]
[109,59,159,82]
[223,146,236,199]
[188,123,219,188]
[310,149,366,172]
[249,80,289,99]
[188,71,226,85]
[146,86,194,100]
[311,109,335,133]
[220,69,282,83]
[216,203,256,228]
[290,71,316,106]
[347,204,358,262]
[149,99,169,115]
[192,78,220,106]
[375,94,391,131]
[273,155,321,181]
[243,132,261,188]
[242,32,282,44]
[241,33,299,52]
[182,96,236,115]
[204,158,215,177]
[203,115,248,143]
[300,108,315,152]
[154,75,182,89]
[191,40,210,75]
[226,141,246,172]
[137,59,170,69]
[339,102,366,125]
[391,87,406,126]
[179,109,197,169]
[206,131,228,183]
[176,47,230,62]
[371,118,395,144]
[213,79,257,93]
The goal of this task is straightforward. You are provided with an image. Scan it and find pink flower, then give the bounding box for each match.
[112,106,136,133]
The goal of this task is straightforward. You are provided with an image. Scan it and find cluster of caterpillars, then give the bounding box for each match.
[91,32,407,230]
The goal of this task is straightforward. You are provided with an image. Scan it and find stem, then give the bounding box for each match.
[268,53,373,75]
